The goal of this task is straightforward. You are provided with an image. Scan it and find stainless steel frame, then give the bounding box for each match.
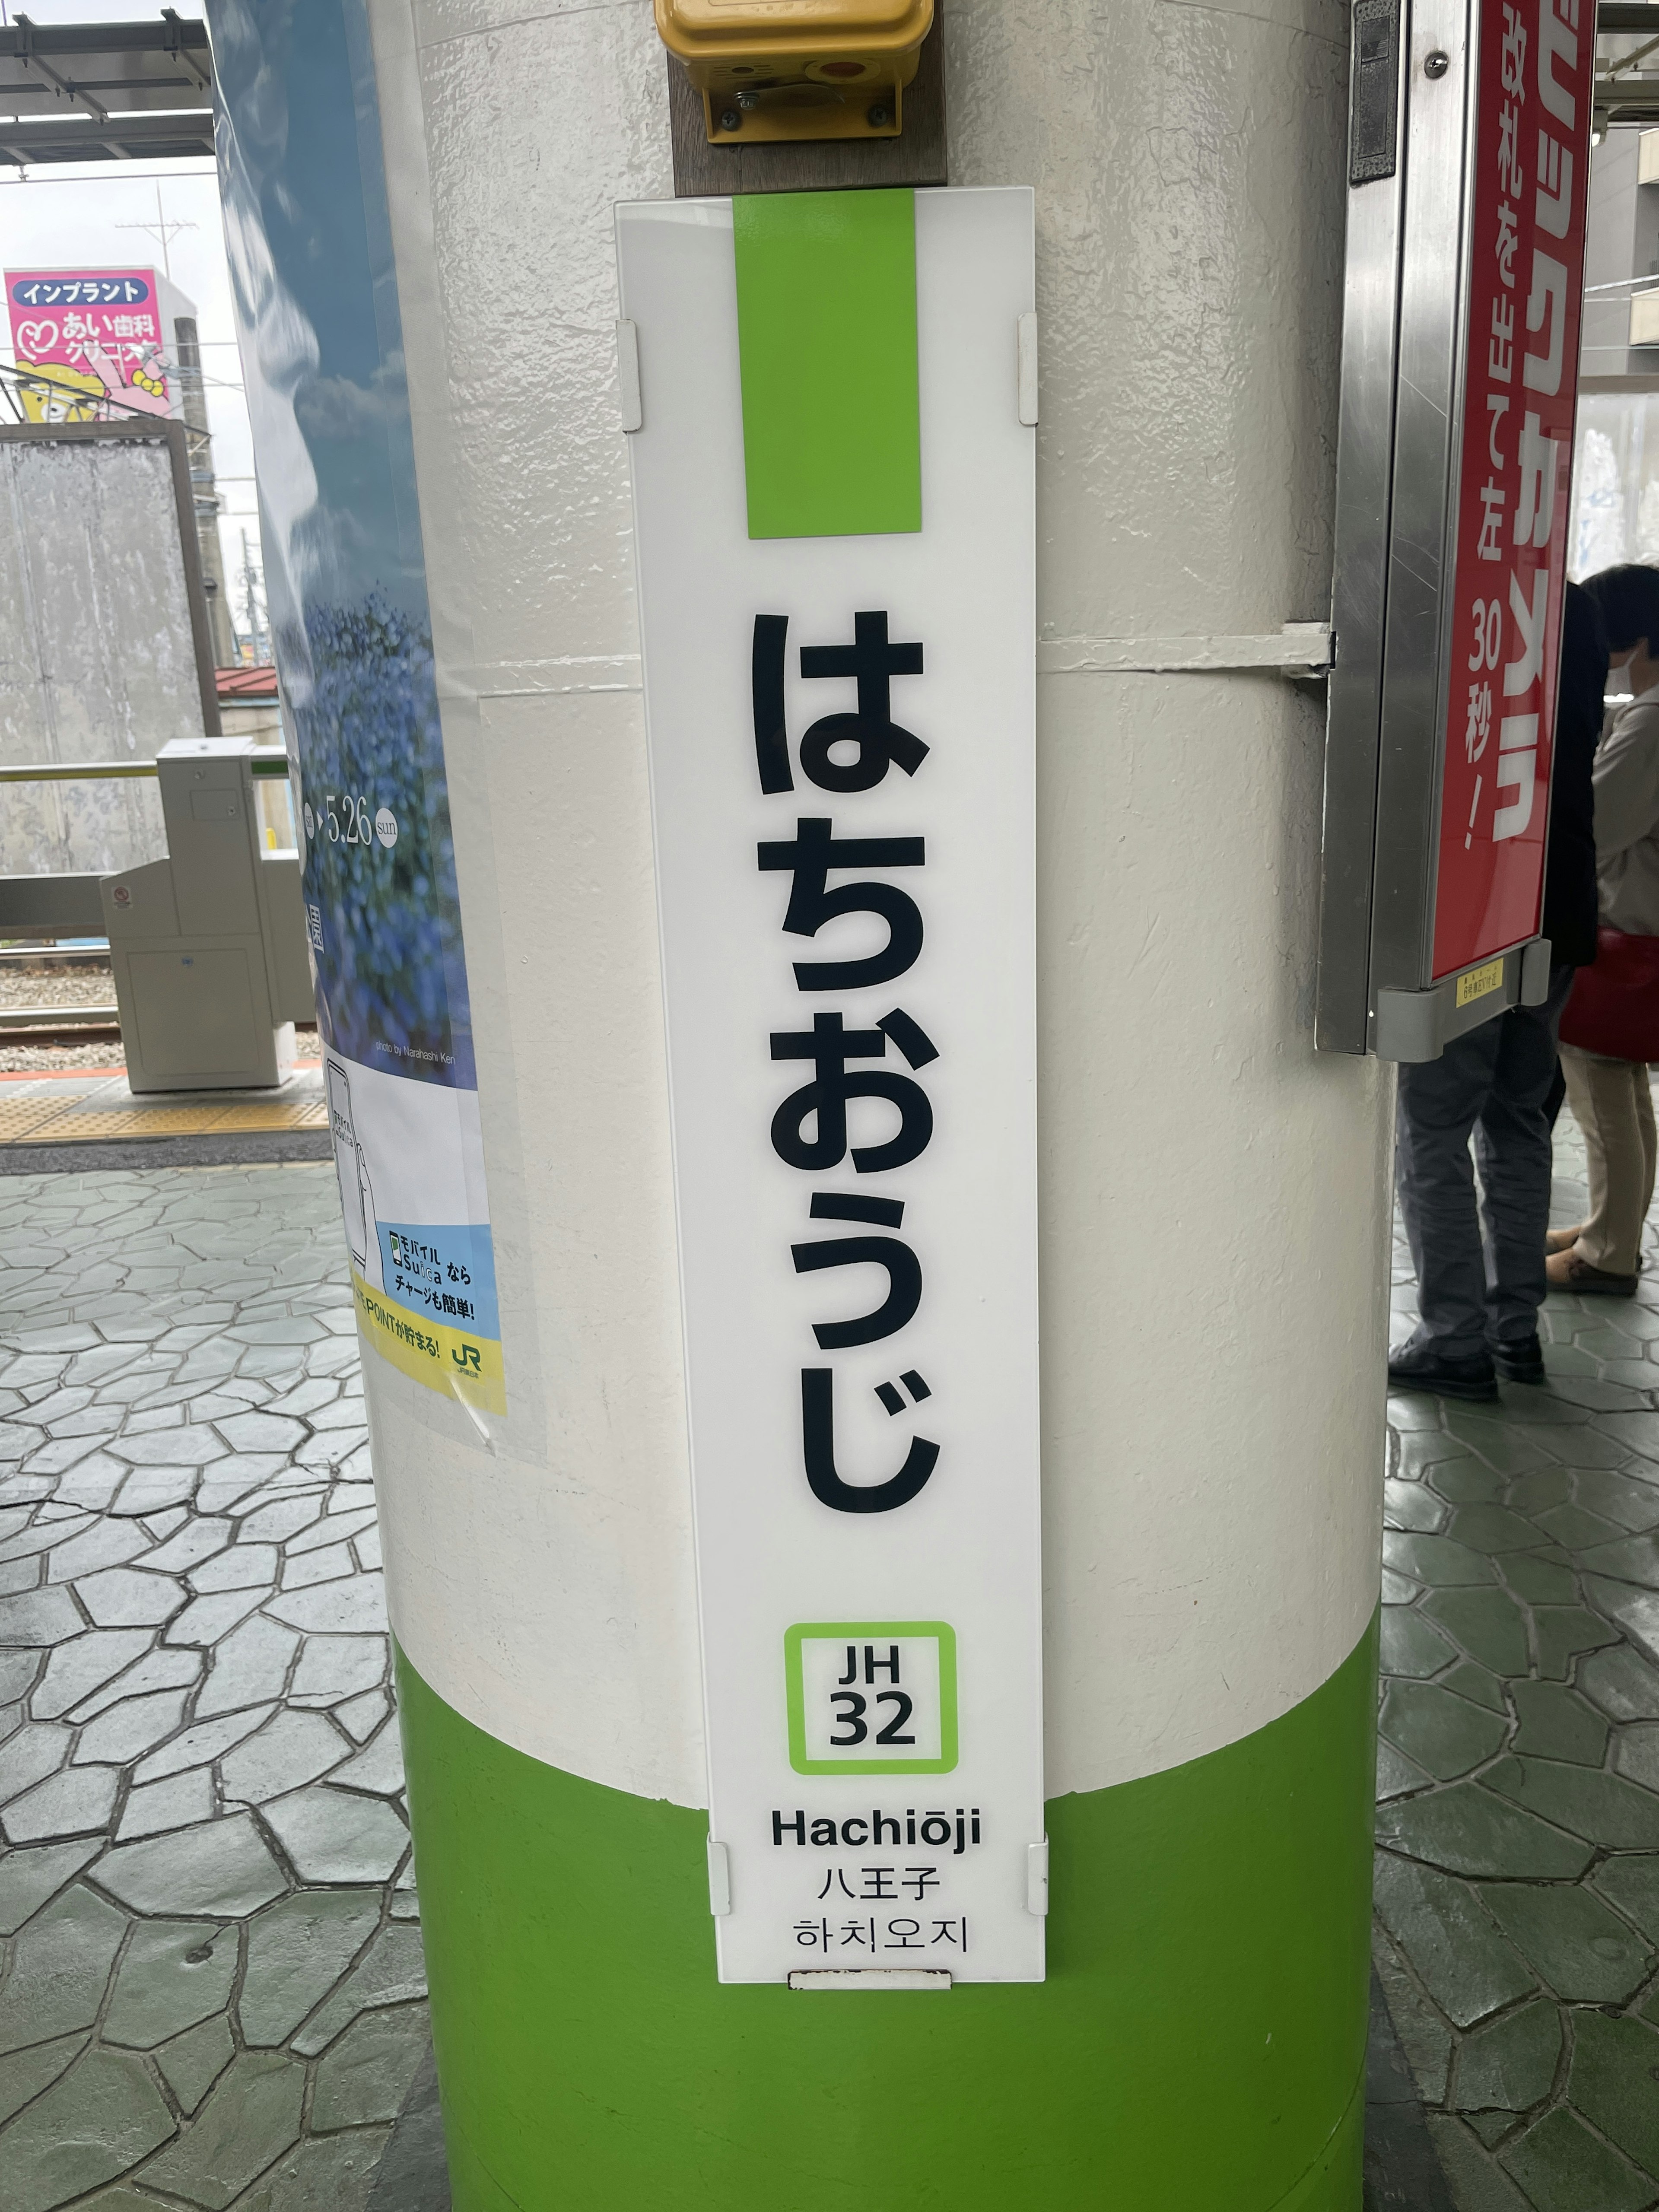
[1317,0,1549,1060]
[1372,0,1471,1007]
[1319,0,1411,1054]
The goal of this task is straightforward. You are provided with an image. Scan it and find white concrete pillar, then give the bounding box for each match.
[217,0,1391,2200]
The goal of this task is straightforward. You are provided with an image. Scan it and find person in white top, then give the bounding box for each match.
[1551,564,1659,1294]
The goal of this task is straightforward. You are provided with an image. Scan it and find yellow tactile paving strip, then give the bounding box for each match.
[199,1100,328,1131]
[0,1076,327,1146]
[0,1094,77,1142]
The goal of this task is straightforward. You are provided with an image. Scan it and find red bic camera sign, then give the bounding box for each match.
[618,188,1045,1984]
[1437,0,1589,977]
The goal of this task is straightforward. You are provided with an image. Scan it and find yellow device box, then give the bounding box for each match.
[655,0,933,143]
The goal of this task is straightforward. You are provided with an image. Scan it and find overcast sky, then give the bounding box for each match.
[0,3,264,640]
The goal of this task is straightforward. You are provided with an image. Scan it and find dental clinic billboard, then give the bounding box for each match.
[6,267,177,417]
[210,0,502,1413]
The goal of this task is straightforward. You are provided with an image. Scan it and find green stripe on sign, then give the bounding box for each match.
[395,1618,1375,2209]
[732,189,921,541]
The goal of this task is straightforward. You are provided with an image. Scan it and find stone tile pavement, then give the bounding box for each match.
[1379,1099,1659,2211]
[0,1165,428,2212]
[29,1106,1659,2212]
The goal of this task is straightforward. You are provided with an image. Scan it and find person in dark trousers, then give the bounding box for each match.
[1548,563,1659,1291]
[1389,582,1609,1401]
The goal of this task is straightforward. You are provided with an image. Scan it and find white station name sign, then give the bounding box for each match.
[619,185,1044,1983]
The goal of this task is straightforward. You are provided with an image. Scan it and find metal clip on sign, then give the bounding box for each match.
[1316,0,1591,1061]
[654,0,934,145]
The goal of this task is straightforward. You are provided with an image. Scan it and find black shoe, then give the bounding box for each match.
[1387,1339,1498,1402]
[1491,1332,1545,1385]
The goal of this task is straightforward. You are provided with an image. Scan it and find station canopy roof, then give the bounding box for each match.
[0,14,213,167]
[4,7,1659,164]
[1595,5,1659,128]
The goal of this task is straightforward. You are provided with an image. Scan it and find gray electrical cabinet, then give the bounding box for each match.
[102,737,314,1092]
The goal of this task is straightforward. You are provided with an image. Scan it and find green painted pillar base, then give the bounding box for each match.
[395,1618,1376,2211]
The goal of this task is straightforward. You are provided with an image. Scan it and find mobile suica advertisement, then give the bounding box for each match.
[211,0,502,1413]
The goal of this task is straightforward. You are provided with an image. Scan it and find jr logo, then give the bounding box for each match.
[451,1343,483,1375]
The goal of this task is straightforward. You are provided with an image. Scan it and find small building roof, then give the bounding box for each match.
[216,664,278,701]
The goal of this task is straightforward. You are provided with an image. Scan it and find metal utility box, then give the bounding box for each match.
[1318,0,1592,1061]
[103,737,313,1091]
